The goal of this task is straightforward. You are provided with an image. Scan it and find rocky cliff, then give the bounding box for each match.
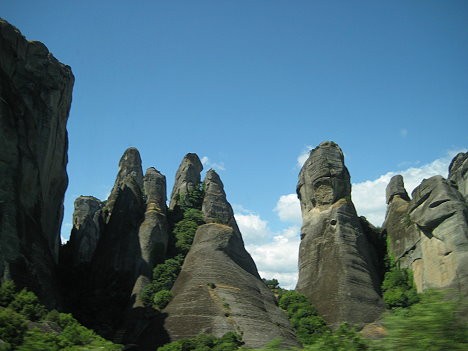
[0,19,74,307]
[163,169,298,348]
[383,169,468,295]
[449,152,468,201]
[295,141,384,326]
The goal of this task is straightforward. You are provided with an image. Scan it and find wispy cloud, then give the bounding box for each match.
[297,146,313,168]
[201,156,225,171]
[400,128,408,137]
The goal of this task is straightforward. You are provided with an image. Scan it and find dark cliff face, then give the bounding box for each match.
[296,141,384,326]
[384,171,468,295]
[448,152,468,202]
[169,153,203,210]
[0,19,74,307]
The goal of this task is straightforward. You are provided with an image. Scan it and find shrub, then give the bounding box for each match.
[153,290,173,309]
[8,289,46,321]
[0,281,16,307]
[0,307,27,347]
[381,264,419,309]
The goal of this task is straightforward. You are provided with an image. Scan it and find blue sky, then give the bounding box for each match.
[3,1,467,288]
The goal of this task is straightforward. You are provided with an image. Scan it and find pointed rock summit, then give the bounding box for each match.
[202,169,240,233]
[169,153,203,209]
[386,174,410,204]
[0,19,74,307]
[296,141,384,326]
[68,196,103,266]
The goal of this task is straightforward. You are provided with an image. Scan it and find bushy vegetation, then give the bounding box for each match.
[278,290,328,345]
[142,186,205,310]
[0,280,121,351]
[157,332,243,351]
[381,259,419,309]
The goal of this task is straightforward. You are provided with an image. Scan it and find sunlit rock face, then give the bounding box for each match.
[296,141,384,326]
[384,172,468,295]
[169,153,203,210]
[163,223,298,349]
[0,19,74,307]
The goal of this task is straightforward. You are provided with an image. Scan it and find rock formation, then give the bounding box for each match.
[384,171,468,294]
[62,148,170,341]
[0,19,74,307]
[202,169,241,235]
[169,153,203,210]
[68,196,103,266]
[296,141,384,326]
[163,224,299,349]
[449,152,468,201]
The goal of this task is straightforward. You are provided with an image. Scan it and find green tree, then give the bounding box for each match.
[278,290,328,345]
[0,281,16,307]
[153,290,173,310]
[381,264,418,309]
[0,307,27,348]
[8,289,46,321]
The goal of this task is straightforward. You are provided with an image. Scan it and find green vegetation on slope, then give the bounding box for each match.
[142,185,205,309]
[0,280,121,351]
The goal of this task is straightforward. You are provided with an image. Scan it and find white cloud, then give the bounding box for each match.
[235,208,300,290]
[352,150,464,226]
[201,156,225,171]
[274,194,301,224]
[297,146,312,168]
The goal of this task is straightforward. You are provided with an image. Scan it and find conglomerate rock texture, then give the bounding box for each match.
[0,19,74,307]
[384,172,468,294]
[296,141,384,326]
[163,223,299,349]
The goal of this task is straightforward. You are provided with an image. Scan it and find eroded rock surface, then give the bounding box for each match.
[0,19,74,306]
[68,196,103,266]
[384,172,468,294]
[202,169,240,234]
[169,153,203,210]
[449,152,468,201]
[163,223,298,349]
[296,141,384,326]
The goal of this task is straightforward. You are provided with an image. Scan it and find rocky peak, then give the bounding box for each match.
[386,175,410,204]
[296,141,384,326]
[116,147,144,188]
[297,141,351,212]
[202,169,238,231]
[448,152,467,201]
[144,167,166,209]
[68,196,103,266]
[169,153,203,209]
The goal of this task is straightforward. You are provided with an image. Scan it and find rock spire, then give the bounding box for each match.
[296,141,384,326]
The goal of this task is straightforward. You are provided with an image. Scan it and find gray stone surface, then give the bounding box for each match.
[169,153,203,210]
[132,167,169,307]
[448,152,468,201]
[384,172,468,295]
[409,176,468,293]
[386,175,410,204]
[0,19,74,307]
[163,223,299,349]
[296,141,384,326]
[202,169,240,233]
[68,196,103,266]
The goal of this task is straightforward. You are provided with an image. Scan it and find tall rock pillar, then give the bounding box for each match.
[0,19,74,307]
[296,141,384,326]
